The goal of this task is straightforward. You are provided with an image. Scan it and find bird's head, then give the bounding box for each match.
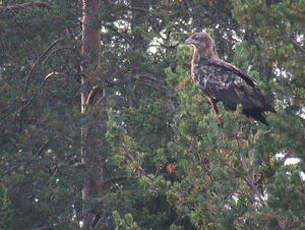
[185,32,218,58]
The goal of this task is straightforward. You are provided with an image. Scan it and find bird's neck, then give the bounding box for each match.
[191,46,199,64]
[191,46,218,82]
[192,44,218,64]
[190,46,199,82]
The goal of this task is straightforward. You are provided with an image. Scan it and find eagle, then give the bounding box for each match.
[185,32,275,125]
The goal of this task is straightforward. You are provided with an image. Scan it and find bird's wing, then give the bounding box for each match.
[204,59,258,87]
[195,58,271,111]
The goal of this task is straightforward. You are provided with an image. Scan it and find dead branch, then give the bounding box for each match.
[44,71,59,80]
[1,1,52,11]
[86,85,99,105]
[124,6,150,12]
[290,38,305,55]
[25,37,65,91]
[104,175,129,187]
[94,88,106,105]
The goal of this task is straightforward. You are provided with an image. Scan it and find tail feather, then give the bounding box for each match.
[243,109,270,126]
[251,112,269,126]
[266,105,276,113]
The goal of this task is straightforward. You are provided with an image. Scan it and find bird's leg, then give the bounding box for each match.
[207,97,222,122]
[243,117,252,140]
[207,97,217,113]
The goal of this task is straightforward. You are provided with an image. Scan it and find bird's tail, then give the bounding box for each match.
[265,103,276,113]
[252,112,269,126]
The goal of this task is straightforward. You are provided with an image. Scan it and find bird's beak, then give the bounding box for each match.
[184,37,194,45]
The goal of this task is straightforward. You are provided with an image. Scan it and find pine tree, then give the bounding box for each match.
[107,0,305,229]
[0,0,304,229]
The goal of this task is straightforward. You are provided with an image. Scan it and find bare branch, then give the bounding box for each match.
[105,25,133,47]
[104,175,129,187]
[94,88,106,105]
[1,1,52,11]
[86,85,99,105]
[39,38,66,61]
[290,38,305,55]
[25,37,65,91]
[31,226,49,230]
[44,71,59,80]
[124,6,150,12]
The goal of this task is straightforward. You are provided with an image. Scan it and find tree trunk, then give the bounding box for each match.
[80,0,104,229]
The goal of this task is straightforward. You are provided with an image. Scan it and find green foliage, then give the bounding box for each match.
[1,0,304,229]
[113,211,140,230]
[0,186,13,230]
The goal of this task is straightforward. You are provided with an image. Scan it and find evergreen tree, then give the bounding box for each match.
[0,0,304,229]
[107,0,305,229]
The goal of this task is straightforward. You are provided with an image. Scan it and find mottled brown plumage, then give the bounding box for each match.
[185,32,275,125]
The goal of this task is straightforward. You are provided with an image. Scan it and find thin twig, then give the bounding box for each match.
[94,88,106,105]
[124,6,150,12]
[105,25,133,47]
[290,38,305,55]
[104,175,129,187]
[25,37,65,91]
[197,154,214,184]
[263,126,273,135]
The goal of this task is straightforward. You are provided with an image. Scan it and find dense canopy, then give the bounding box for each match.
[0,0,304,229]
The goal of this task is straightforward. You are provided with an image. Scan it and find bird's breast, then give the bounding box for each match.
[191,63,199,82]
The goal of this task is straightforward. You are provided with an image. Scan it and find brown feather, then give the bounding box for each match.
[185,32,275,125]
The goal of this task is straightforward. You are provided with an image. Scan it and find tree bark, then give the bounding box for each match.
[80,0,104,229]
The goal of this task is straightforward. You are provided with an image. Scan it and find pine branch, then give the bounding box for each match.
[236,137,267,207]
[0,141,50,179]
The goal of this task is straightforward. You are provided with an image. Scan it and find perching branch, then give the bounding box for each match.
[0,1,52,11]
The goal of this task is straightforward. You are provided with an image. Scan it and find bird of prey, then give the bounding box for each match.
[185,32,275,125]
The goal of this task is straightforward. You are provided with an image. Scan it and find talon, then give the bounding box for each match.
[216,113,223,121]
